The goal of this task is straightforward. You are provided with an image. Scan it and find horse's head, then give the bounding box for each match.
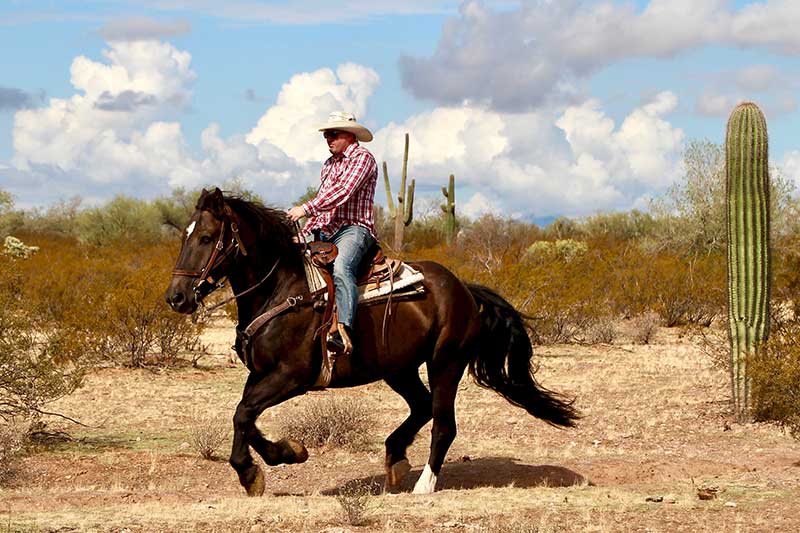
[165,187,248,314]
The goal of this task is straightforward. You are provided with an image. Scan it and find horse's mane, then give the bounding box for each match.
[224,195,303,269]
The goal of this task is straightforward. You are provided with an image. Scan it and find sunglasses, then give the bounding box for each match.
[323,130,344,140]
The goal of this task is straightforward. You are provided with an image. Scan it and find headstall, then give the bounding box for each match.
[171,205,249,302]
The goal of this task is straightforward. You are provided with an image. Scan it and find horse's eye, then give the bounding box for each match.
[199,235,213,245]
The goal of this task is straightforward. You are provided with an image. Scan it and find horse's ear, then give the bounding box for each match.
[195,188,209,209]
[208,188,225,215]
[196,187,225,215]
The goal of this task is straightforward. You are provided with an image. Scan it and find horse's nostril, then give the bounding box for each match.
[168,292,185,308]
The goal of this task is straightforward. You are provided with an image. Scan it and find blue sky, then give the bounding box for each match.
[1,0,799,221]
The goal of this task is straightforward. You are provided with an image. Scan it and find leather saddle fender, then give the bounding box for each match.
[307,241,338,267]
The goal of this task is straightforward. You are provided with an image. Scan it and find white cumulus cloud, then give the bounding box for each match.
[7,40,314,205]
[6,40,686,220]
[371,91,684,219]
[246,63,380,165]
[401,0,800,111]
[782,150,800,188]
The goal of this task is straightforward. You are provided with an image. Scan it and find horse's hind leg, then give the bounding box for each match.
[413,355,467,494]
[383,369,433,489]
[229,371,306,496]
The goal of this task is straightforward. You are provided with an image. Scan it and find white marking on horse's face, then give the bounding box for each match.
[412,463,437,494]
[186,221,196,239]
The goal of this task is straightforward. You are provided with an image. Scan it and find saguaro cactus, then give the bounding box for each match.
[441,174,456,244]
[382,133,415,252]
[726,102,771,420]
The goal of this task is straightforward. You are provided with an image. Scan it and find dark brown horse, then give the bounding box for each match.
[165,188,578,496]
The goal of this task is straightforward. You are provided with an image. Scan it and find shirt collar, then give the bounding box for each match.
[326,141,359,163]
[342,141,359,158]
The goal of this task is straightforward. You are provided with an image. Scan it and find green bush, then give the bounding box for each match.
[75,195,165,246]
[576,210,658,243]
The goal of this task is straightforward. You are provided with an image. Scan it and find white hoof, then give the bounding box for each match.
[412,463,437,494]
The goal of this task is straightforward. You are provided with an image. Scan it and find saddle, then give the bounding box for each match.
[306,241,403,289]
[234,240,424,389]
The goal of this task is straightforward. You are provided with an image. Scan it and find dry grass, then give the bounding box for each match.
[5,320,800,532]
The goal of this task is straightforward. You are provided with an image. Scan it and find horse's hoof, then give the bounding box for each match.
[386,458,412,487]
[245,466,265,497]
[279,438,309,464]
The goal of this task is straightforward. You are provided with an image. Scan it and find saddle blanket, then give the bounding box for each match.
[302,256,425,303]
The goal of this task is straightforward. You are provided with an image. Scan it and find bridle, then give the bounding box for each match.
[171,205,251,303]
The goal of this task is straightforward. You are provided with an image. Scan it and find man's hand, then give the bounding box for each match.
[287,205,307,222]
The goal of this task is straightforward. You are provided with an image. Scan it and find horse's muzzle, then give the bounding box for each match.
[165,281,198,314]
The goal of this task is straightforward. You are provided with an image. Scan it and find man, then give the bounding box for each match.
[287,111,378,354]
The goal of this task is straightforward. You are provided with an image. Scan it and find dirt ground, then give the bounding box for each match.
[3,317,800,532]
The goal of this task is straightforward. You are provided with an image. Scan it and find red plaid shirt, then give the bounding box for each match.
[302,142,378,239]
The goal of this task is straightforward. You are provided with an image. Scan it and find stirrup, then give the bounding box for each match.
[326,324,353,355]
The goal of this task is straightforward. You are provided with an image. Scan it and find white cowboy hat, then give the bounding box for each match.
[318,111,373,142]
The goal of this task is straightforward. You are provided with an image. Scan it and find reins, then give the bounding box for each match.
[201,257,281,314]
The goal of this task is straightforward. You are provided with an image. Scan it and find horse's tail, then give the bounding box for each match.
[466,283,579,428]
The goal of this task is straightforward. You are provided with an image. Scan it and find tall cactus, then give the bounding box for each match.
[726,101,771,421]
[382,133,415,252]
[441,174,456,244]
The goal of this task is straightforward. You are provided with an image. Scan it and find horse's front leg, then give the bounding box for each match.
[230,370,308,496]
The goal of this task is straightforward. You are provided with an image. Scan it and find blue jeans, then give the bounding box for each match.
[320,225,375,329]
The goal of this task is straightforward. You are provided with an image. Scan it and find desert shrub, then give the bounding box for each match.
[187,410,230,460]
[335,480,379,526]
[0,190,20,238]
[609,246,725,326]
[0,190,12,213]
[543,216,580,240]
[0,421,26,484]
[404,208,729,345]
[0,256,88,421]
[12,237,203,368]
[103,258,203,367]
[415,236,612,345]
[749,244,800,429]
[583,315,617,344]
[520,246,614,344]
[278,396,374,449]
[646,254,724,327]
[629,311,661,345]
[10,198,82,239]
[456,214,542,274]
[751,320,800,435]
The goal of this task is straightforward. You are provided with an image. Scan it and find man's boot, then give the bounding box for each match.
[326,323,353,355]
